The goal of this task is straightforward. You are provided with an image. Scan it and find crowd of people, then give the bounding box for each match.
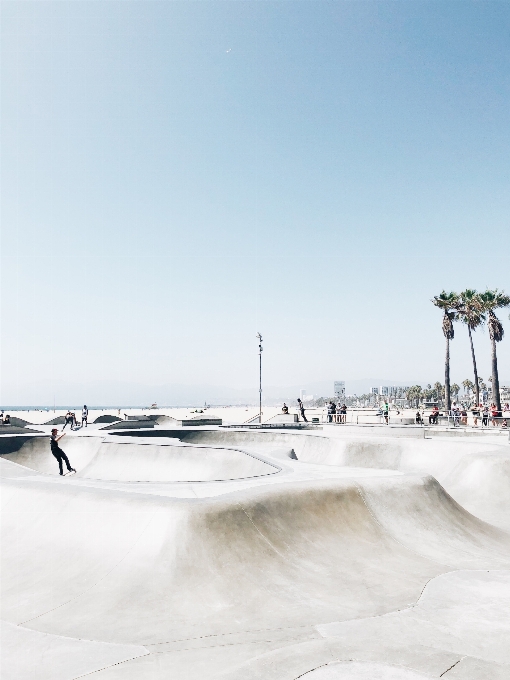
[280,399,510,428]
[417,402,510,427]
[282,400,347,423]
[62,405,89,430]
[325,401,348,423]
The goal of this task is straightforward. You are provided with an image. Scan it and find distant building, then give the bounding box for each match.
[334,381,346,402]
[371,386,410,401]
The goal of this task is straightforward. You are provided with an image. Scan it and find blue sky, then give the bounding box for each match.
[2,1,509,404]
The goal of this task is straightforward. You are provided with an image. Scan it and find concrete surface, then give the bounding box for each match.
[1,421,510,679]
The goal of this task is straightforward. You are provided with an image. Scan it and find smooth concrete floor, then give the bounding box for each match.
[1,424,510,679]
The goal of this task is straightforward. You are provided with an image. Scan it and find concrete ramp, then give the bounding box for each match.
[443,452,510,530]
[0,436,278,482]
[174,428,510,489]
[2,474,509,648]
[2,427,510,679]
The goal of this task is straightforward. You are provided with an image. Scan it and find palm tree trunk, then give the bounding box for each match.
[445,336,451,411]
[491,338,501,412]
[467,325,480,406]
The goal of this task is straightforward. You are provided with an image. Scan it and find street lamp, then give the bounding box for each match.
[256,333,263,423]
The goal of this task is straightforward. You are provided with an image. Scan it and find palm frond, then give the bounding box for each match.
[432,291,459,312]
[457,289,485,329]
[479,289,510,311]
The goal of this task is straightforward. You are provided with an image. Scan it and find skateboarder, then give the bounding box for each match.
[62,411,74,430]
[82,405,88,427]
[50,429,75,476]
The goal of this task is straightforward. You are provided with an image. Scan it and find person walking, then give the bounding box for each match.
[382,402,389,424]
[50,429,75,476]
[82,405,88,427]
[297,398,308,422]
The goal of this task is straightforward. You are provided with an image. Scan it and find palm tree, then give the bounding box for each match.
[456,289,485,407]
[462,379,474,403]
[432,291,458,411]
[479,290,510,412]
[433,381,443,406]
[406,385,422,409]
[478,377,487,403]
[451,383,460,403]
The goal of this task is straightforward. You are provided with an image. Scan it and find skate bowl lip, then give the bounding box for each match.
[0,433,283,483]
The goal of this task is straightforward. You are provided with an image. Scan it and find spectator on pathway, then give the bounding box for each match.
[338,404,347,424]
[429,405,439,425]
[82,405,88,427]
[4,414,10,425]
[482,405,489,427]
[297,398,308,422]
[382,402,389,424]
[460,408,468,426]
[471,404,481,426]
[327,401,336,423]
[50,429,75,476]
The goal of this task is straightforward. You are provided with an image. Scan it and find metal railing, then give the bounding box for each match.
[305,410,510,430]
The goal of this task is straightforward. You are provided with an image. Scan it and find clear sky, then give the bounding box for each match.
[2,1,509,405]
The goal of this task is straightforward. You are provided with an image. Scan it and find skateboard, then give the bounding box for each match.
[62,470,76,476]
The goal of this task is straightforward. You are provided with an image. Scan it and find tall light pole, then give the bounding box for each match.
[256,333,263,423]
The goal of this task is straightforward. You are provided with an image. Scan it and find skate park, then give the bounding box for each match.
[2,414,510,680]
